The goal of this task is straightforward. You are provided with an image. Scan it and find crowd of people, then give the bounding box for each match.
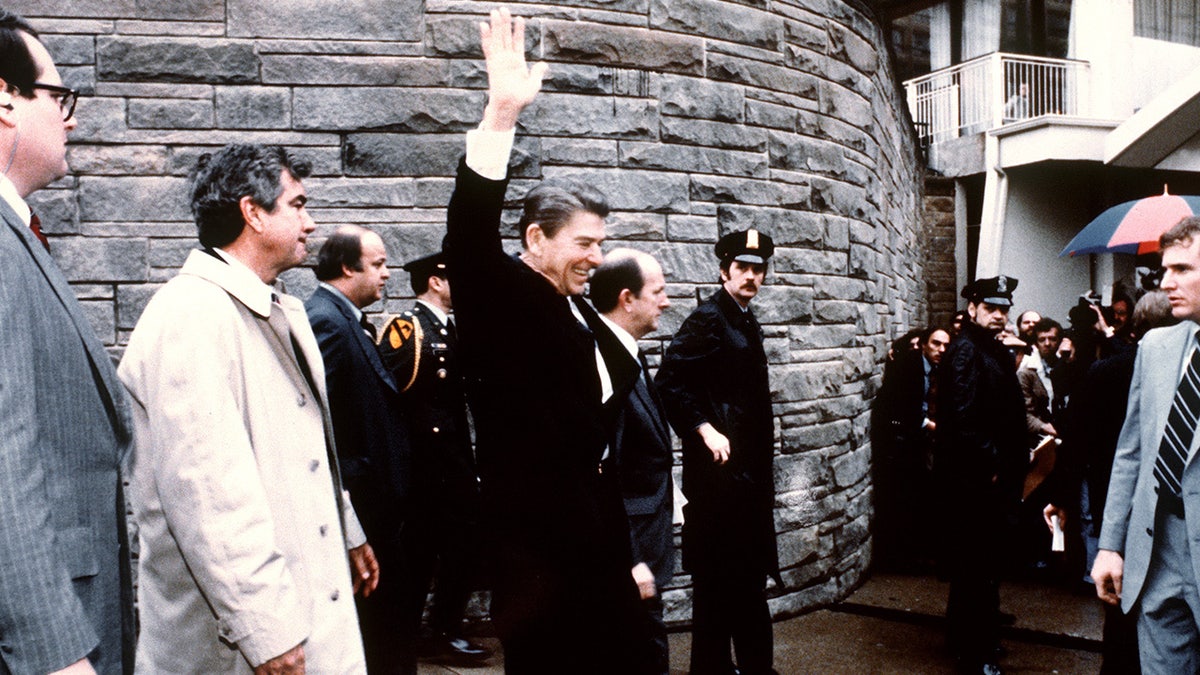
[871,261,1200,674]
[0,6,785,675]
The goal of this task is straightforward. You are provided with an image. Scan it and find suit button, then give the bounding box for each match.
[1147,528,1154,537]
[309,459,320,472]
[330,590,340,601]
[437,368,448,379]
[297,394,307,406]
[432,427,440,434]
[319,524,328,536]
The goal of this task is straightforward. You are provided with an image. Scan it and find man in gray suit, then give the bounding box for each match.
[0,9,134,675]
[1095,215,1200,673]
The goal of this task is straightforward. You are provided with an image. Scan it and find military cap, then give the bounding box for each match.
[961,275,1019,307]
[402,252,447,280]
[715,228,774,264]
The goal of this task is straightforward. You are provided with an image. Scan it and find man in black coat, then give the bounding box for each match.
[872,326,949,572]
[656,229,781,675]
[376,251,490,665]
[934,275,1028,675]
[441,10,649,673]
[591,249,675,675]
[305,225,402,672]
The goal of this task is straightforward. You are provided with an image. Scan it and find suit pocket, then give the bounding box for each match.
[56,526,99,579]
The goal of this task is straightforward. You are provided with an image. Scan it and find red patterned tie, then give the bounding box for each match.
[29,212,50,252]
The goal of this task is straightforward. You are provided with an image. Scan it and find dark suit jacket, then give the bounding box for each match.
[306,285,411,541]
[0,198,134,674]
[656,289,779,580]
[612,352,675,589]
[443,160,643,654]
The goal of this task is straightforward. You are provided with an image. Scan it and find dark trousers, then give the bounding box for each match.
[356,529,414,675]
[689,570,774,675]
[645,595,670,675]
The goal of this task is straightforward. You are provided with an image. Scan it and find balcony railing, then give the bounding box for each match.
[904,52,1091,146]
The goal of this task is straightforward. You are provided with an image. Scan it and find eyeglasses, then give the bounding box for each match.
[30,83,78,122]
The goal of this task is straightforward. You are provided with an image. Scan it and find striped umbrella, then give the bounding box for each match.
[1060,187,1200,256]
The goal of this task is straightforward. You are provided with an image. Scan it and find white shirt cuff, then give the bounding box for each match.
[465,127,515,181]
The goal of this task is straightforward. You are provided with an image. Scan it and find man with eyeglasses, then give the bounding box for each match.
[0,8,133,675]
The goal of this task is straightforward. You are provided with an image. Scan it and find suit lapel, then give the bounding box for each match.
[320,287,397,393]
[632,371,670,447]
[0,200,132,444]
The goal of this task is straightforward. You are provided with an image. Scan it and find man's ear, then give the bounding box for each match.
[0,80,17,129]
[618,287,636,312]
[525,223,545,255]
[239,195,263,233]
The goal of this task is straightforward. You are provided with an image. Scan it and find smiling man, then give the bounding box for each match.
[1094,216,1200,673]
[656,229,781,675]
[441,9,650,673]
[119,145,376,674]
[934,275,1028,675]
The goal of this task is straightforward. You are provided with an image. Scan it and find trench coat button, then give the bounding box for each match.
[438,356,446,362]
[319,524,328,536]
[309,459,320,472]
[432,426,440,434]
[440,328,448,336]
[437,369,448,379]
[330,590,340,601]
[1147,528,1154,537]
[297,393,307,406]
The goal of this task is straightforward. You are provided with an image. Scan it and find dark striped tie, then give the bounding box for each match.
[1154,332,1200,497]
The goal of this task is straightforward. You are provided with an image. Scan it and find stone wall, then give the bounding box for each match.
[13,0,926,623]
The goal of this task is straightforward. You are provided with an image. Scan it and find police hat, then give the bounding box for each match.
[715,228,774,265]
[402,252,447,280]
[961,275,1018,307]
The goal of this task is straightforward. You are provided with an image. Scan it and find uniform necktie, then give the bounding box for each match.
[29,212,49,252]
[1154,332,1200,497]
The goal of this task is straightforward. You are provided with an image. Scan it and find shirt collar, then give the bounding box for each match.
[599,313,639,359]
[416,299,449,325]
[0,175,31,226]
[320,282,363,321]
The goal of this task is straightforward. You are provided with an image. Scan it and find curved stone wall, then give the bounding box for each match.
[14,0,926,622]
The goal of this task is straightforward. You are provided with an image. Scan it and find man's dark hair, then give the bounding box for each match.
[0,9,40,99]
[919,325,949,345]
[1031,317,1062,336]
[189,144,311,249]
[409,267,446,295]
[314,228,364,281]
[1160,215,1200,251]
[590,254,645,313]
[517,179,609,248]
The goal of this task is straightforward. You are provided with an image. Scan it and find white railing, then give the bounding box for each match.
[904,53,1091,145]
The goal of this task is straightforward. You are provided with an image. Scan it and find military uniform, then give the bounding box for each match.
[656,229,780,675]
[378,264,485,666]
[934,276,1028,675]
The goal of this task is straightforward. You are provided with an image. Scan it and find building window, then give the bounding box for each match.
[1136,0,1200,47]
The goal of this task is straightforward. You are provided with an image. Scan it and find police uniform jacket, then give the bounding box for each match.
[934,321,1028,513]
[656,289,779,579]
[379,302,478,522]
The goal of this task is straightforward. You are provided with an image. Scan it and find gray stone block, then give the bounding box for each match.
[305,177,417,208]
[542,138,618,167]
[44,34,95,66]
[215,87,291,130]
[708,53,817,99]
[619,142,767,178]
[262,55,451,87]
[543,20,703,75]
[60,66,96,95]
[135,0,223,21]
[128,98,213,129]
[78,177,191,222]
[425,16,537,58]
[68,145,170,175]
[746,99,797,131]
[660,75,743,123]
[228,0,423,40]
[522,94,658,140]
[54,237,148,283]
[754,285,812,324]
[345,133,462,177]
[666,215,717,242]
[661,116,767,152]
[650,0,783,51]
[541,167,688,213]
[769,131,848,178]
[293,88,487,132]
[97,37,260,84]
[717,205,823,247]
[6,0,134,17]
[148,238,195,268]
[26,189,79,235]
[690,175,808,208]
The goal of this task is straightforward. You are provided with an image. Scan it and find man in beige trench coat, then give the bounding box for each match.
[119,144,378,674]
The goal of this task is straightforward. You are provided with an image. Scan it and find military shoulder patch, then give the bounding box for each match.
[378,312,423,393]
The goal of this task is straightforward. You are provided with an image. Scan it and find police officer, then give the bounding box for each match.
[657,229,781,675]
[377,251,490,667]
[934,276,1028,675]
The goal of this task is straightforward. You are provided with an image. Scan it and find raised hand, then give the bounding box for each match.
[479,7,548,131]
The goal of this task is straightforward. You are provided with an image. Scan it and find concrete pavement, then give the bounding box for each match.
[417,572,1105,674]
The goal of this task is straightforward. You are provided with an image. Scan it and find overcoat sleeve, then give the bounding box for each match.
[656,309,722,437]
[1098,343,1146,554]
